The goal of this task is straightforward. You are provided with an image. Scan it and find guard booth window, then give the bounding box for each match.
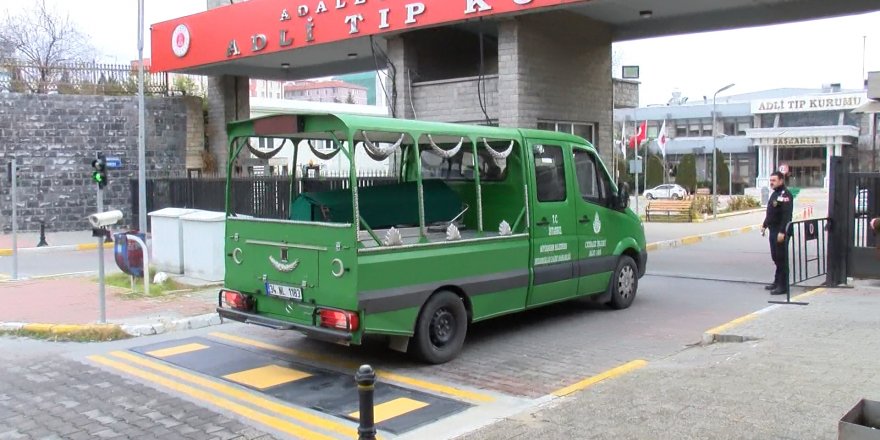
[533,145,566,202]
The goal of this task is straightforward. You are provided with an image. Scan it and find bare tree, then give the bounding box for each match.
[0,0,93,93]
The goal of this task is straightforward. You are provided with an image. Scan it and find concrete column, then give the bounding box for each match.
[386,36,417,120]
[205,0,250,176]
[825,144,833,190]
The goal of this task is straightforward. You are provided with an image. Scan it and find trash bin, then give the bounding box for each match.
[839,399,880,439]
[180,210,226,282]
[148,208,196,274]
[114,231,146,277]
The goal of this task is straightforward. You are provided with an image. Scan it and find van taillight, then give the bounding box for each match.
[223,289,250,310]
[318,309,359,332]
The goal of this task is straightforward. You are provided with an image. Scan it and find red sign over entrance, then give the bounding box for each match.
[150,0,593,72]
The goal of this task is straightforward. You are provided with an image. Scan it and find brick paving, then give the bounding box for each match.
[0,277,215,324]
[0,341,276,440]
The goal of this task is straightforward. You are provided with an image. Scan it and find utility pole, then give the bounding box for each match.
[713,83,735,219]
[137,0,147,232]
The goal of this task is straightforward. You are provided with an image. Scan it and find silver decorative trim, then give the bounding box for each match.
[481,138,514,159]
[426,135,464,158]
[383,227,403,246]
[246,239,328,251]
[524,184,530,228]
[446,224,461,241]
[303,139,341,160]
[499,220,512,236]
[331,258,345,278]
[359,233,529,253]
[232,247,243,265]
[362,131,404,160]
[269,256,300,272]
[228,217,352,228]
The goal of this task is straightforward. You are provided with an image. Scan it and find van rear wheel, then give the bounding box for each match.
[410,291,467,364]
[608,256,638,310]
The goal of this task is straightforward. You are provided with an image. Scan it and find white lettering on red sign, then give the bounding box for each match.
[345,14,364,33]
[405,3,425,24]
[378,8,390,28]
[465,0,492,14]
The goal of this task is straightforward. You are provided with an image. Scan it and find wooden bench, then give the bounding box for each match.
[646,200,694,222]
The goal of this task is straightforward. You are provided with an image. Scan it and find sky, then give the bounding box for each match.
[2,1,878,106]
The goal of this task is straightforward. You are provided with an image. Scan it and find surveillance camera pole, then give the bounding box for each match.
[10,158,19,280]
[97,183,106,323]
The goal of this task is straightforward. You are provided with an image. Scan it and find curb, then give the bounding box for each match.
[646,224,762,252]
[646,211,811,252]
[0,312,223,341]
[701,287,827,344]
[0,242,113,256]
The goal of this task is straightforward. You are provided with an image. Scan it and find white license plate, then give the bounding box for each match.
[265,283,302,301]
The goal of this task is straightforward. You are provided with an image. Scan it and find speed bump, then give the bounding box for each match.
[130,336,470,434]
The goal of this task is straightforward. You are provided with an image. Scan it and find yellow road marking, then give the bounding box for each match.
[89,355,336,440]
[209,332,495,403]
[223,365,312,390]
[705,312,759,335]
[792,287,826,302]
[350,397,429,423]
[75,242,114,251]
[645,243,658,251]
[108,351,360,438]
[681,235,702,245]
[552,360,647,397]
[146,343,210,358]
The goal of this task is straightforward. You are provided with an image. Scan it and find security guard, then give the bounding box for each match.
[761,171,794,295]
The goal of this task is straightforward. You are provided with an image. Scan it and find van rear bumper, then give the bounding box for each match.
[639,250,648,278]
[217,307,352,343]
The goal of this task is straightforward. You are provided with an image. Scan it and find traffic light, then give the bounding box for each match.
[91,153,107,189]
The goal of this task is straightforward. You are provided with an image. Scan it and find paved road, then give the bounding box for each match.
[0,231,804,439]
[0,248,120,279]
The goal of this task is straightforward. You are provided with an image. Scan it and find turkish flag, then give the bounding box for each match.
[628,120,647,149]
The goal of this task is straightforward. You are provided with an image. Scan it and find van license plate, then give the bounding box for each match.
[265,283,302,301]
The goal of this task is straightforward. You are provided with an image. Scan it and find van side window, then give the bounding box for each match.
[573,149,604,203]
[533,144,566,202]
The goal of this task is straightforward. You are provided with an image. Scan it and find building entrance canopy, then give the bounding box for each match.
[151,0,880,79]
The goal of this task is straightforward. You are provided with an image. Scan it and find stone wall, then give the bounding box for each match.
[412,76,499,125]
[613,79,640,109]
[0,93,202,232]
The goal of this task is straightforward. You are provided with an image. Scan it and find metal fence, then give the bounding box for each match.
[132,173,397,229]
[786,218,829,287]
[0,60,202,96]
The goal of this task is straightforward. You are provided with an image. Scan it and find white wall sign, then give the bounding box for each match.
[751,92,866,114]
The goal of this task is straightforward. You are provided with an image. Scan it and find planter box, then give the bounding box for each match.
[839,399,880,440]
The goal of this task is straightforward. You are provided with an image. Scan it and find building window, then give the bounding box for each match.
[676,121,687,137]
[538,120,597,144]
[688,122,700,137]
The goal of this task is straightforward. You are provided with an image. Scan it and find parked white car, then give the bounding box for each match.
[644,184,688,200]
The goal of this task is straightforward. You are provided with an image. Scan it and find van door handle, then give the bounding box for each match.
[579,215,591,224]
[536,217,550,226]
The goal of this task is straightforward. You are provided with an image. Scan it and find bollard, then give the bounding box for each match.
[37,221,49,247]
[355,364,377,440]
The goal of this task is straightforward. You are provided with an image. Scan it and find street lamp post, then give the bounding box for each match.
[712,83,735,219]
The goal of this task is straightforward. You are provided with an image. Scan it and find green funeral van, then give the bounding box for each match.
[218,113,647,363]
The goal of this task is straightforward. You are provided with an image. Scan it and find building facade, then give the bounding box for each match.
[283,80,368,105]
[614,86,877,192]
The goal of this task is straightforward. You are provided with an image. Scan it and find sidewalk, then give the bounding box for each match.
[0,276,219,338]
[460,285,880,439]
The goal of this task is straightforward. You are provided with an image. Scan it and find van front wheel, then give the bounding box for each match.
[411,291,467,364]
[608,256,638,310]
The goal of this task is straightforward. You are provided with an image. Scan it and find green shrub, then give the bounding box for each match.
[727,196,761,212]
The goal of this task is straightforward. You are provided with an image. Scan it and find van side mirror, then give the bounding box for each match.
[616,181,630,210]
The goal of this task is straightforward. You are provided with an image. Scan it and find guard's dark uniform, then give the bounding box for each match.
[763,185,794,291]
